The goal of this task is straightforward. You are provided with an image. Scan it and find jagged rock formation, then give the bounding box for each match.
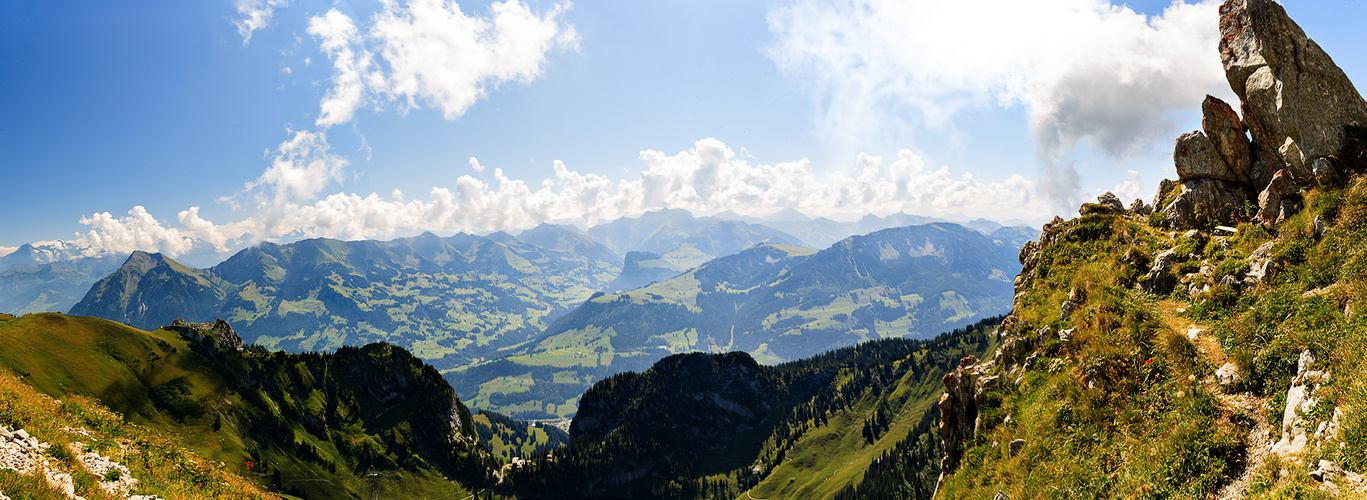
[1158,0,1367,230]
[164,318,244,353]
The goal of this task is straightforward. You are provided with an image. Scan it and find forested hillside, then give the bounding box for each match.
[504,317,1000,499]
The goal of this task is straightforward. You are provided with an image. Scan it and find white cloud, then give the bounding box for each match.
[304,1,577,128]
[306,9,377,128]
[71,138,1053,258]
[73,206,195,257]
[233,0,291,46]
[1107,170,1145,204]
[228,129,350,211]
[0,247,15,258]
[469,157,486,173]
[767,0,1229,206]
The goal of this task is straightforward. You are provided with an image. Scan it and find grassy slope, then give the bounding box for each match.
[0,313,489,499]
[743,339,984,500]
[937,174,1367,497]
[0,361,276,499]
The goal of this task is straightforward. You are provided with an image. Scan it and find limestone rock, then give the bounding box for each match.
[1279,138,1307,177]
[1129,199,1152,216]
[1220,0,1367,183]
[1216,362,1240,386]
[1313,157,1340,187]
[1162,179,1250,229]
[1202,95,1253,178]
[1097,192,1125,212]
[1139,249,1178,295]
[938,356,992,473]
[1271,350,1328,457]
[1257,169,1299,223]
[1310,460,1345,483]
[1247,241,1279,284]
[1153,179,1179,208]
[1175,131,1238,182]
[164,318,245,353]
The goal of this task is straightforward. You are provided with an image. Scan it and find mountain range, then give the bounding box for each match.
[12,210,1033,423]
[450,222,1019,420]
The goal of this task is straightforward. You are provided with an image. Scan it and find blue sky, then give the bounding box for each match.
[1,0,1365,260]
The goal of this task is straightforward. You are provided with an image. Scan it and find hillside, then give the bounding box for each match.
[504,317,1000,499]
[932,1,1367,497]
[451,223,1017,420]
[68,226,620,372]
[0,361,276,499]
[0,313,500,499]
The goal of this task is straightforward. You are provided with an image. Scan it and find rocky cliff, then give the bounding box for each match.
[1156,0,1367,230]
[933,1,1367,497]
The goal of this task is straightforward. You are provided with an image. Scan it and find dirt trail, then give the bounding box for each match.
[1156,300,1271,500]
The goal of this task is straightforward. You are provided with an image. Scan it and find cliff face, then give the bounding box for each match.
[934,1,1367,497]
[1155,0,1367,231]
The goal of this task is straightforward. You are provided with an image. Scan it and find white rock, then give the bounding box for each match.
[1216,363,1240,386]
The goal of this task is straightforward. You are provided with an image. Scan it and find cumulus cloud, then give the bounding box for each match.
[233,0,291,46]
[304,1,577,128]
[767,0,1229,208]
[71,138,1053,258]
[469,157,486,173]
[73,206,196,257]
[242,129,351,206]
[307,9,377,128]
[1107,170,1145,204]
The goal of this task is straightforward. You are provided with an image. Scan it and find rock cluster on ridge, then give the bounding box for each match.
[1157,0,1367,229]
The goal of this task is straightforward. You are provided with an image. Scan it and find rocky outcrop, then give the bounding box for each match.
[1256,169,1299,223]
[1139,249,1179,295]
[164,318,244,353]
[1203,95,1254,178]
[1270,350,1329,457]
[1156,0,1367,230]
[1220,0,1367,186]
[1163,179,1250,229]
[1175,131,1239,182]
[938,356,990,475]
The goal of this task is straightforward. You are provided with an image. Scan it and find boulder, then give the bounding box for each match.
[1247,241,1279,284]
[1279,138,1307,177]
[1175,131,1238,182]
[1097,192,1125,212]
[1216,362,1240,386]
[1139,249,1178,295]
[1129,199,1152,216]
[1312,157,1340,187]
[1153,179,1179,208]
[1008,439,1026,457]
[1257,169,1299,223]
[1271,350,1327,457]
[1310,460,1345,483]
[1202,95,1253,179]
[1162,179,1250,229]
[1219,0,1367,185]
